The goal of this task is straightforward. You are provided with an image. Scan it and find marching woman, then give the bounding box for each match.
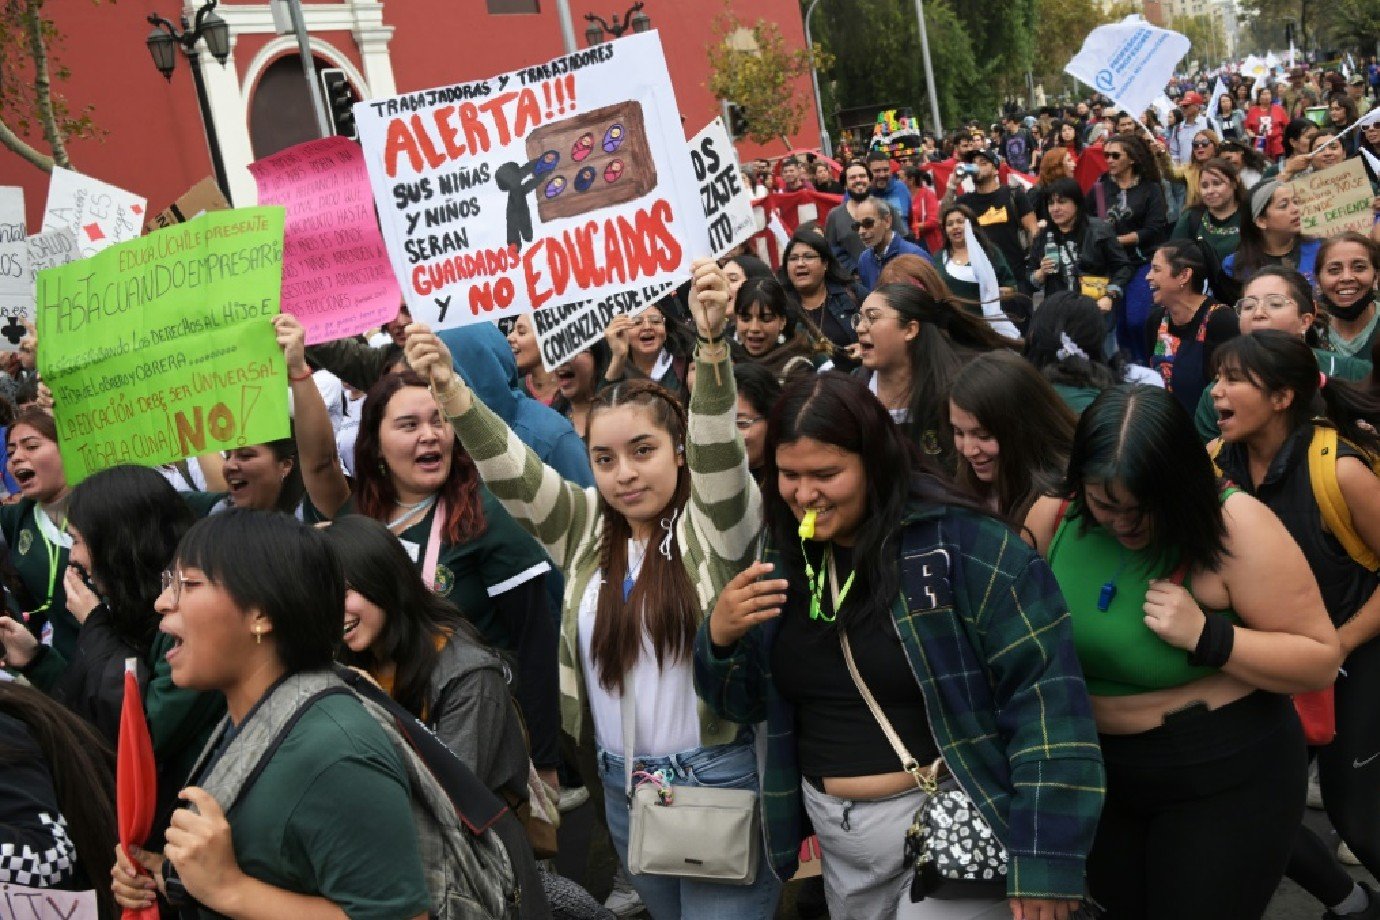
[180,439,305,518]
[279,313,564,791]
[1316,232,1380,362]
[1144,238,1240,416]
[1224,180,1320,285]
[552,340,611,440]
[1169,158,1246,263]
[949,350,1077,528]
[404,260,783,919]
[1208,331,1380,919]
[1,408,74,661]
[696,370,1104,920]
[730,277,831,386]
[111,511,431,919]
[1025,385,1342,919]
[603,300,695,402]
[1024,292,1164,417]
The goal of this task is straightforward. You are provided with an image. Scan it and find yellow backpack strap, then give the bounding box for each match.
[1207,439,1225,478]
[1309,426,1380,571]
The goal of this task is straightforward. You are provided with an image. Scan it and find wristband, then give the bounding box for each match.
[1187,613,1234,668]
[288,367,314,382]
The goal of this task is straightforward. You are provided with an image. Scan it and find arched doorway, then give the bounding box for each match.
[249,55,352,158]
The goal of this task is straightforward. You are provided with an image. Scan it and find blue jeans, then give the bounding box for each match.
[597,740,782,920]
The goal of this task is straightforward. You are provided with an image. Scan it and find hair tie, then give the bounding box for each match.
[1056,331,1089,361]
[659,508,680,561]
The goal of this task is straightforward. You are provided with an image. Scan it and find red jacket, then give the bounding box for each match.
[910,186,942,254]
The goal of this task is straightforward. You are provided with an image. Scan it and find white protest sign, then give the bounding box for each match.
[1065,17,1191,121]
[354,31,703,371]
[688,118,756,260]
[0,188,32,350]
[41,167,146,259]
[0,883,98,920]
[27,230,79,276]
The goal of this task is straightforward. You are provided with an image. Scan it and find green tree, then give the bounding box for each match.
[706,4,832,147]
[948,0,1037,98]
[1332,0,1380,54]
[0,0,108,173]
[1032,0,1138,100]
[1240,0,1319,54]
[1177,13,1227,67]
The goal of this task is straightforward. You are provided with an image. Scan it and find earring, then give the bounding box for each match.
[378,459,387,475]
[253,626,263,646]
[777,333,787,345]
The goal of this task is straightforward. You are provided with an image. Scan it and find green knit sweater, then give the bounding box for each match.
[449,354,760,747]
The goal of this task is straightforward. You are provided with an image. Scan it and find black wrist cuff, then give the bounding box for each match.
[1187,613,1234,668]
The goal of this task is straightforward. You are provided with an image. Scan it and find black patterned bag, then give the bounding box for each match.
[903,775,1008,899]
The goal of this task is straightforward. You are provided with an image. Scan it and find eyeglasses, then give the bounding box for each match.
[1104,152,1125,160]
[850,308,890,329]
[1234,294,1297,315]
[160,569,197,606]
[786,252,822,264]
[628,314,666,328]
[851,218,878,231]
[734,415,763,430]
[1191,140,1214,148]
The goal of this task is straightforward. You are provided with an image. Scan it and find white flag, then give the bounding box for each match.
[962,219,1020,341]
[1205,78,1227,135]
[1359,146,1380,179]
[1065,17,1191,120]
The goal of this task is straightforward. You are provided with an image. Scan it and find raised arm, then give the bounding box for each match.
[276,315,351,518]
[405,325,596,570]
[304,336,394,394]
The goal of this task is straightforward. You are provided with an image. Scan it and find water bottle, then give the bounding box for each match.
[1043,240,1060,268]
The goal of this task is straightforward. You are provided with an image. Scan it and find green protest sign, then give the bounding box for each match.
[36,207,290,482]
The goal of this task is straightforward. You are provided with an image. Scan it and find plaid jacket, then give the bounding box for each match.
[693,503,1105,899]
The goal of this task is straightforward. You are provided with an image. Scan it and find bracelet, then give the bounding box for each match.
[1187,613,1235,668]
[288,367,314,382]
[695,338,730,363]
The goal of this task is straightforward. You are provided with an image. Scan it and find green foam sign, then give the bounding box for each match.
[36,207,290,483]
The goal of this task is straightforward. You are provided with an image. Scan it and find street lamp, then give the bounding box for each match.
[146,0,233,203]
[802,0,831,159]
[584,2,652,45]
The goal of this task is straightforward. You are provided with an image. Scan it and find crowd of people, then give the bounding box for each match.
[5,55,1380,920]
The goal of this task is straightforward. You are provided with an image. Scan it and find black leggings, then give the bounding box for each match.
[1287,636,1380,905]
[1088,692,1307,920]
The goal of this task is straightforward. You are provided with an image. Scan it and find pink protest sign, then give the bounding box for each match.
[249,137,401,344]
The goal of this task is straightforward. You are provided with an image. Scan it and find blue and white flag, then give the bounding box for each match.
[1205,78,1227,135]
[1065,16,1191,119]
[963,218,1020,341]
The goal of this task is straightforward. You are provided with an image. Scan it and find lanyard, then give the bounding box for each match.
[29,512,66,618]
[803,541,855,623]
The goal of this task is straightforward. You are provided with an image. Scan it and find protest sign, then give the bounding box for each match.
[687,117,756,259]
[249,136,402,344]
[42,168,146,259]
[1290,158,1374,239]
[354,31,703,370]
[0,188,30,349]
[27,230,79,275]
[0,883,97,920]
[145,176,230,233]
[1064,17,1190,120]
[36,208,290,483]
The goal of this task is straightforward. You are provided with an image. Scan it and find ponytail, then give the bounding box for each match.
[1318,373,1380,456]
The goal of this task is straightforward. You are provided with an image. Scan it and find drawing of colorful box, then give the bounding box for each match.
[527,101,658,223]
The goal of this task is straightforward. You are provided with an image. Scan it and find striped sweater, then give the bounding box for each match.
[448,354,760,746]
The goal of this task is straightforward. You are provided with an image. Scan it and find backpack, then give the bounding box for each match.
[1211,424,1380,571]
[188,668,524,920]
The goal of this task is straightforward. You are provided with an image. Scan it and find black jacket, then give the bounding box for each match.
[1085,175,1169,263]
[1029,218,1135,300]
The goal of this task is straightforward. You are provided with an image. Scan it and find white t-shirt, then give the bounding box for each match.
[867,371,911,424]
[577,540,700,758]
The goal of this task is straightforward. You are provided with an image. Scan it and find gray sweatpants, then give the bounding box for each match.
[801,780,1010,920]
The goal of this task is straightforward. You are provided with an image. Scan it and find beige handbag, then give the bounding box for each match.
[621,668,762,885]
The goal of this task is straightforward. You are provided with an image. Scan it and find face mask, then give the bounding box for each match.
[1325,288,1376,322]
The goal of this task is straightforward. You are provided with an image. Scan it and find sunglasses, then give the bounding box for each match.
[1191,140,1214,148]
[851,218,878,231]
[1104,152,1125,160]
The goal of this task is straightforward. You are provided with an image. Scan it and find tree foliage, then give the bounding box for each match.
[0,0,109,173]
[1331,0,1380,53]
[1032,0,1137,99]
[1177,13,1228,67]
[706,4,833,147]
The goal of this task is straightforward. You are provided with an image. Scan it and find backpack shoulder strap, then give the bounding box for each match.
[1208,438,1225,478]
[1309,425,1380,571]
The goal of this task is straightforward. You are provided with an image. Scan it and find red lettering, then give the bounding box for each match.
[469,284,496,315]
[412,264,432,295]
[477,92,520,146]
[383,119,423,178]
[524,240,553,309]
[410,114,447,170]
[648,199,681,270]
[565,223,605,288]
[435,106,467,160]
[512,88,543,140]
[616,213,655,281]
[458,102,490,155]
[603,221,626,286]
[547,232,572,298]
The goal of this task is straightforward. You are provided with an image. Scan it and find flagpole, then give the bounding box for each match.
[914,0,944,136]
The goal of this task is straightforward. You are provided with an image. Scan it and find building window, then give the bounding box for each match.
[488,0,539,12]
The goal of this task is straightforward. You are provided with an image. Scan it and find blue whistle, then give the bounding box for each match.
[1097,582,1117,612]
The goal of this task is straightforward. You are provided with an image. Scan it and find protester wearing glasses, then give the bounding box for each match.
[603,301,695,403]
[853,198,931,292]
[731,363,780,482]
[779,230,866,355]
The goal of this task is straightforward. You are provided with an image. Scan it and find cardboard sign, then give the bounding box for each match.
[0,883,98,920]
[41,167,146,259]
[688,118,756,259]
[144,176,230,234]
[36,208,290,482]
[249,137,402,344]
[0,188,31,349]
[1290,158,1375,239]
[355,31,703,370]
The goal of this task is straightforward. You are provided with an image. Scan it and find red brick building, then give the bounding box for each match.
[5,0,816,230]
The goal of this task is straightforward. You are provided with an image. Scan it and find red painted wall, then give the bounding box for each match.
[3,0,815,233]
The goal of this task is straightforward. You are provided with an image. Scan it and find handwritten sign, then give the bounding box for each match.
[249,137,402,344]
[41,168,146,259]
[1290,158,1375,238]
[27,230,79,275]
[36,208,290,483]
[687,118,756,260]
[354,31,703,368]
[0,883,97,920]
[145,176,229,234]
[0,188,30,349]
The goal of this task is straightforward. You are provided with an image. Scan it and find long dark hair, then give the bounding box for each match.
[1063,385,1229,572]
[1106,132,1162,182]
[587,380,697,693]
[251,437,306,514]
[762,373,983,631]
[1214,331,1380,455]
[780,229,854,289]
[1315,231,1380,321]
[322,515,480,718]
[1025,291,1125,392]
[353,370,486,544]
[1231,182,1305,284]
[950,351,1076,524]
[68,466,192,651]
[0,684,116,918]
[1245,266,1327,348]
[939,202,1001,262]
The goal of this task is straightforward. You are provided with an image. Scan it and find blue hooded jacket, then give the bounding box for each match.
[437,324,593,488]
